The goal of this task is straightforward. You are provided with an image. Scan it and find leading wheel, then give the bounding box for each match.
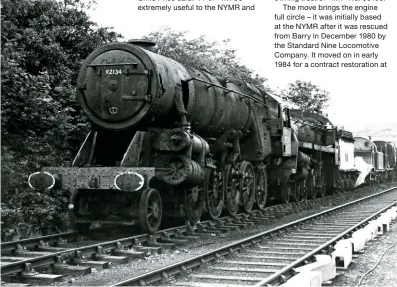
[139,188,162,234]
[240,161,256,213]
[225,165,240,216]
[185,185,204,224]
[205,168,225,219]
[255,167,268,210]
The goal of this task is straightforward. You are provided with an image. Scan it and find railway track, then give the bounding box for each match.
[1,184,395,285]
[109,186,397,287]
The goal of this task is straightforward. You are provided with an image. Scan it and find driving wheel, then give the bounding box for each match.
[185,185,204,224]
[240,161,256,213]
[255,167,268,210]
[204,168,225,219]
[225,165,240,216]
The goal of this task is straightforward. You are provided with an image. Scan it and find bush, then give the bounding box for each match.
[1,0,120,239]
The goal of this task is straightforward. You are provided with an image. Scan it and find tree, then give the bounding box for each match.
[142,27,269,90]
[280,80,330,114]
[1,0,121,238]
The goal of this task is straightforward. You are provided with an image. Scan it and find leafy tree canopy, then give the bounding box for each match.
[280,80,330,114]
[142,27,269,90]
[1,0,120,237]
[1,0,120,168]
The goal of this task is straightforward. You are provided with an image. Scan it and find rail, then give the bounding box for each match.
[109,186,397,286]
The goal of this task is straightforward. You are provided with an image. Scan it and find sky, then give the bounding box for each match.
[86,0,397,131]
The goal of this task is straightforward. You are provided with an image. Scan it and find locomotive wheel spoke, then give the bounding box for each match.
[205,168,224,219]
[255,167,268,210]
[240,161,256,213]
[225,165,239,216]
[139,188,162,234]
[185,185,204,224]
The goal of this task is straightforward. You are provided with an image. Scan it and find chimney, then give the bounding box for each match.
[128,39,157,52]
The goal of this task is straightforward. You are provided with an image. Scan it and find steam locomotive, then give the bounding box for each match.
[28,40,396,233]
[354,137,397,183]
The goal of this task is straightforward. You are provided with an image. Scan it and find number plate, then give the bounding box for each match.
[105,69,122,75]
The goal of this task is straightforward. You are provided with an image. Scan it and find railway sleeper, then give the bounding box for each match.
[160,232,191,245]
[37,246,70,252]
[256,247,314,254]
[146,239,176,250]
[1,283,31,287]
[215,223,240,231]
[132,245,162,255]
[232,219,255,227]
[69,258,110,270]
[185,231,211,238]
[256,214,277,220]
[174,234,200,241]
[158,237,188,246]
[261,242,320,247]
[227,221,248,228]
[190,273,263,284]
[112,248,146,260]
[174,282,247,287]
[6,273,63,284]
[93,254,128,265]
[50,263,91,276]
[247,216,272,224]
[245,250,304,256]
[203,227,229,233]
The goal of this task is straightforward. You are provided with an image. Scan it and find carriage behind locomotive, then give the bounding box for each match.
[27,40,396,233]
[354,137,397,183]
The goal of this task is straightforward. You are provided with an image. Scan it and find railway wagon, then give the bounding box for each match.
[28,40,298,233]
[374,140,397,181]
[354,137,385,184]
[276,109,359,200]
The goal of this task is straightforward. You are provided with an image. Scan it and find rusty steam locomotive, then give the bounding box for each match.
[28,40,396,233]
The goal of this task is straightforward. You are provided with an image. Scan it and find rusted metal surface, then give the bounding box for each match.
[33,167,155,191]
[77,41,268,145]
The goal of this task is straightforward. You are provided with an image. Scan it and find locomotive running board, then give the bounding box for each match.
[299,142,335,153]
